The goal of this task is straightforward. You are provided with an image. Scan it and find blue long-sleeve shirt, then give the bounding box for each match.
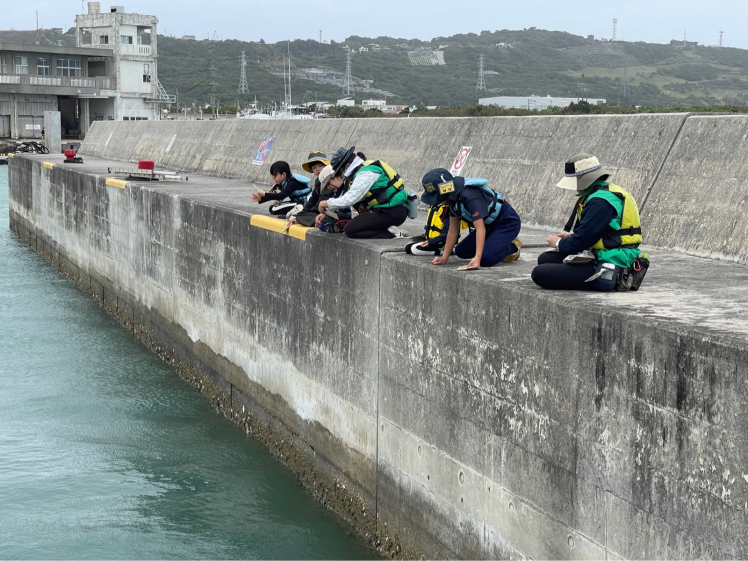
[558,197,617,254]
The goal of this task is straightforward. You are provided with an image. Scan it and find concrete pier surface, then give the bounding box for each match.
[8,114,748,559]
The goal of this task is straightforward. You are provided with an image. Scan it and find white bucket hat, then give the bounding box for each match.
[318,164,335,191]
[556,154,611,191]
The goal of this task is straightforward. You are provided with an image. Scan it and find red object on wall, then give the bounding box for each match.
[138,160,155,170]
[64,149,77,161]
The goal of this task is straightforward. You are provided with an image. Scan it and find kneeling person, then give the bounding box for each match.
[531,153,643,291]
[424,169,521,270]
[318,146,409,239]
[251,161,312,216]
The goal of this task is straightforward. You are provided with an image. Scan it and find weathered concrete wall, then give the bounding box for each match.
[641,115,748,263]
[9,112,748,558]
[79,114,686,232]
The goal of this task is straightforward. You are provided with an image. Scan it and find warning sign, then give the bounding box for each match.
[449,146,472,176]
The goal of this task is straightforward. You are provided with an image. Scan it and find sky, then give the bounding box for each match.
[7,0,748,49]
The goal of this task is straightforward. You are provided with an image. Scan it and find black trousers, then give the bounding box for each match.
[344,205,408,239]
[531,251,618,291]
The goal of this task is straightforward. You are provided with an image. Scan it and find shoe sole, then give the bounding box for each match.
[502,238,522,263]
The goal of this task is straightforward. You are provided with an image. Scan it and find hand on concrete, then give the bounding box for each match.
[251,189,265,202]
[432,255,449,266]
[466,257,481,270]
[318,200,329,214]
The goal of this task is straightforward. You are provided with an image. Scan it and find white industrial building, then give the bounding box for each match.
[75,2,173,124]
[479,95,606,110]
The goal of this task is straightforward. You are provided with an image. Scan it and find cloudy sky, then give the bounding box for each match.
[9,0,747,48]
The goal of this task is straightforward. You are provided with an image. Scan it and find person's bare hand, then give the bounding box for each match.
[314,213,325,227]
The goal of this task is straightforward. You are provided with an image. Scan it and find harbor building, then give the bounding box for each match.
[0,2,172,140]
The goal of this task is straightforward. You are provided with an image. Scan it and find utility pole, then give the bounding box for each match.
[319,30,322,43]
[476,54,486,92]
[623,65,628,102]
[239,51,249,93]
[719,30,724,47]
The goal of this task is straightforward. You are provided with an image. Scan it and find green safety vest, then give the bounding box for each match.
[572,182,642,268]
[354,160,407,209]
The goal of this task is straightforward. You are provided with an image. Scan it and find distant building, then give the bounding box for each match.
[181,35,196,40]
[336,97,355,106]
[0,40,114,138]
[358,46,368,53]
[76,2,173,124]
[361,99,386,109]
[587,35,595,41]
[479,95,606,110]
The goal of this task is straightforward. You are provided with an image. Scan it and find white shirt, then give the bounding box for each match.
[328,170,380,211]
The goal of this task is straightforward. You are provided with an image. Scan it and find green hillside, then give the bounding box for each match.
[155,28,747,109]
[2,27,746,109]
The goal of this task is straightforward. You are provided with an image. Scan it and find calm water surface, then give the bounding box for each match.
[0,168,375,560]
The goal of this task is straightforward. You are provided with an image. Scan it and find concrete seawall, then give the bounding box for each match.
[8,114,748,559]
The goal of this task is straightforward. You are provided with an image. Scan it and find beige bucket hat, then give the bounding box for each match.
[556,153,611,191]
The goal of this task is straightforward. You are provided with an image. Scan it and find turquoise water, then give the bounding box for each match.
[0,168,375,560]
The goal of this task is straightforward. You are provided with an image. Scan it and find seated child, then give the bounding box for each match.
[251,160,312,216]
[286,151,330,227]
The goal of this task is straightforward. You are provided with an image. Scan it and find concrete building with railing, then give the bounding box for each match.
[0,2,172,140]
[0,42,115,139]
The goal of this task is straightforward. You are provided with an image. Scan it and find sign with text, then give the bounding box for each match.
[252,136,275,166]
[449,146,472,176]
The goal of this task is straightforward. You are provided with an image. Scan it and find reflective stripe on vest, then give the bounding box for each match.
[575,183,642,250]
[357,160,405,208]
[452,180,503,226]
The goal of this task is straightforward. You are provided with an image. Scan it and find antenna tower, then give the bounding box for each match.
[342,46,353,96]
[476,54,486,92]
[319,30,322,43]
[683,31,687,46]
[719,30,724,47]
[612,18,617,42]
[239,51,249,93]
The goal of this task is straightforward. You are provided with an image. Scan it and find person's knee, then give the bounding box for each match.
[531,265,552,288]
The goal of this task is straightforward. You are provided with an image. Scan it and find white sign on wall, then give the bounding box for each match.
[449,146,472,176]
[25,124,42,130]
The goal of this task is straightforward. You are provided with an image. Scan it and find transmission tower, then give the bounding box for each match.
[612,19,617,42]
[238,51,249,93]
[209,65,217,118]
[719,30,724,47]
[283,43,292,112]
[476,54,486,92]
[319,30,322,43]
[342,46,353,96]
[683,31,687,46]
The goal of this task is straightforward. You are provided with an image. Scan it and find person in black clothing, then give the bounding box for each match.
[251,161,311,216]
[531,153,643,291]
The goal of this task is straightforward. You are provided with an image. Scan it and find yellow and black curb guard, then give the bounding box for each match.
[249,215,309,241]
[105,178,127,190]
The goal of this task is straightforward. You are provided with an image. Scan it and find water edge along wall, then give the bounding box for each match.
[8,114,748,559]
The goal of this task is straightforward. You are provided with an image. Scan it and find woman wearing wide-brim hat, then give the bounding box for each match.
[531,153,644,290]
